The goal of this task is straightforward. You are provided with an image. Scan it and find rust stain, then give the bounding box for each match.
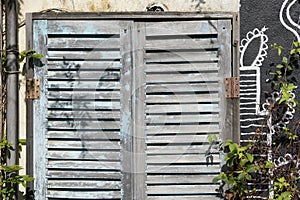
[90,2,95,12]
[101,0,111,10]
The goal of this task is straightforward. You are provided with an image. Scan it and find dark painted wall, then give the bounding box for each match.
[239,0,300,137]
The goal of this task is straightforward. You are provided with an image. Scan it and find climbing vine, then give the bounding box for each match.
[214,42,300,200]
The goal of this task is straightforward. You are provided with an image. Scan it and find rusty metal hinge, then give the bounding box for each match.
[224,77,240,98]
[26,78,40,99]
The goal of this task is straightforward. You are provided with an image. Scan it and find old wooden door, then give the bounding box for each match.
[27,13,239,200]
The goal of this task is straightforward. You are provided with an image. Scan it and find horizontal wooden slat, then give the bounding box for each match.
[146,114,220,124]
[146,83,219,93]
[147,174,217,184]
[145,38,219,50]
[47,70,120,79]
[47,141,120,150]
[47,160,121,170]
[147,184,218,194]
[48,81,120,89]
[146,104,219,113]
[47,102,121,110]
[147,165,220,173]
[47,20,121,35]
[47,150,120,160]
[47,170,121,179]
[147,154,220,164]
[146,21,218,36]
[146,94,219,103]
[48,120,119,130]
[146,73,220,83]
[145,63,219,72]
[47,190,121,199]
[147,144,219,154]
[47,131,120,140]
[147,195,219,200]
[47,61,121,70]
[146,51,218,63]
[48,180,121,189]
[146,134,219,142]
[48,90,120,99]
[48,37,120,49]
[48,111,120,119]
[47,50,121,60]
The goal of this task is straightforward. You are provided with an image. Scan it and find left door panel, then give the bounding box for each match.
[32,19,132,199]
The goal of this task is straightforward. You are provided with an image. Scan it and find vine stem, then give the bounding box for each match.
[267,111,274,199]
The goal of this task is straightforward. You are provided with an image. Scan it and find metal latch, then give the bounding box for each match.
[26,78,40,99]
[224,77,240,98]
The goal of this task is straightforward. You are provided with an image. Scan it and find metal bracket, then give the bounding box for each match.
[224,77,240,98]
[26,78,40,99]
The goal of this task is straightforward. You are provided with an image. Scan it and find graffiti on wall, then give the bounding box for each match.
[239,27,268,138]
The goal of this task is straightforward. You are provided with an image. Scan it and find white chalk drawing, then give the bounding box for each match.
[239,27,269,137]
[280,0,300,41]
[240,26,269,68]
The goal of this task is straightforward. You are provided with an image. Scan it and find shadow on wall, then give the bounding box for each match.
[191,0,206,11]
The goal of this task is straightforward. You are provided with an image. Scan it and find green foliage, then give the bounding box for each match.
[213,140,260,199]
[215,42,300,199]
[0,137,34,199]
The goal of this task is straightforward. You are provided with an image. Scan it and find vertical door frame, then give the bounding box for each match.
[26,12,240,199]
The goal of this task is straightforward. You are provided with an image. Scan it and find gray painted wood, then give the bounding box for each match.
[47,20,121,35]
[33,19,48,200]
[29,14,238,200]
[145,20,218,36]
[119,20,134,199]
[132,22,147,200]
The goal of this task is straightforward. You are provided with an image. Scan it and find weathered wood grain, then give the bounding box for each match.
[47,170,121,179]
[145,21,218,36]
[47,150,120,160]
[145,38,219,50]
[146,104,219,114]
[47,50,121,60]
[47,160,121,170]
[145,51,219,63]
[48,37,120,49]
[47,140,120,150]
[147,174,217,184]
[47,190,121,199]
[47,61,121,70]
[146,164,220,173]
[146,93,219,103]
[48,120,120,129]
[147,184,218,194]
[146,73,220,83]
[146,114,220,124]
[147,154,220,164]
[47,20,121,35]
[48,81,120,90]
[145,63,219,73]
[47,131,120,140]
[146,134,220,143]
[146,144,219,154]
[48,180,121,189]
[48,90,120,99]
[47,70,120,79]
[146,83,219,93]
[147,195,219,200]
[47,110,120,119]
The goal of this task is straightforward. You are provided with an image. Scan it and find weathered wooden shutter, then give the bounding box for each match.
[29,14,238,200]
[141,20,232,199]
[32,19,127,199]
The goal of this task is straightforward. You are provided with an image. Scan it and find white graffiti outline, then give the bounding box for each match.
[240,26,269,68]
[280,0,300,42]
